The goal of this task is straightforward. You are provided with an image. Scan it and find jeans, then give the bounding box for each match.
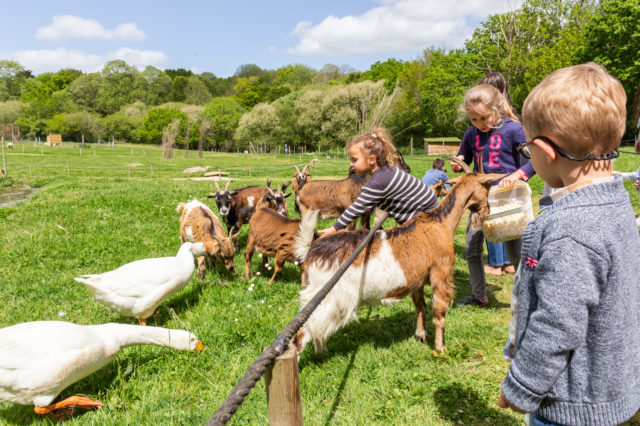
[466,220,521,298]
[530,413,565,426]
[486,239,511,267]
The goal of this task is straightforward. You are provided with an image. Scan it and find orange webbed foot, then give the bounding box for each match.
[35,395,103,419]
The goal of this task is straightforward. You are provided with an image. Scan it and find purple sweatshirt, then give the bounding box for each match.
[458,118,535,180]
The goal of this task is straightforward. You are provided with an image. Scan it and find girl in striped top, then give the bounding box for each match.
[318,128,439,236]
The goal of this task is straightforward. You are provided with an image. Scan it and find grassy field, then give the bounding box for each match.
[1,141,639,425]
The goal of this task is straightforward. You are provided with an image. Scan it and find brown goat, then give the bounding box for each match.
[176,199,239,279]
[292,169,505,354]
[245,208,318,285]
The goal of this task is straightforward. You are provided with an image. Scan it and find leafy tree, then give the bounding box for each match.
[575,0,640,133]
[140,66,172,106]
[184,75,212,105]
[361,58,407,92]
[97,60,145,115]
[391,59,429,145]
[234,64,264,78]
[101,103,147,143]
[419,48,483,137]
[233,76,269,109]
[199,72,234,97]
[137,107,188,144]
[0,60,30,100]
[273,64,315,91]
[295,89,326,149]
[234,103,281,151]
[46,111,101,141]
[66,73,104,113]
[165,68,194,79]
[272,91,302,146]
[168,76,188,102]
[0,100,21,124]
[200,97,245,150]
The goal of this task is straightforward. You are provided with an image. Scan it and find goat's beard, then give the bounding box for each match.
[469,208,488,231]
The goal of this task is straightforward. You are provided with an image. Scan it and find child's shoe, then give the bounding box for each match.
[457,295,488,307]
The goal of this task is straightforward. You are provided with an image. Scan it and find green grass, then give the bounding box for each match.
[1,141,639,425]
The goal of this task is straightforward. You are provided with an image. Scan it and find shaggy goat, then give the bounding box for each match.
[244,208,318,285]
[176,199,239,279]
[292,168,505,354]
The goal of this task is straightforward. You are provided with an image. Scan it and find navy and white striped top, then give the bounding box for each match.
[334,167,439,230]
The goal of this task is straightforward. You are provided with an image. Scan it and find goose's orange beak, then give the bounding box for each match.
[196,340,204,351]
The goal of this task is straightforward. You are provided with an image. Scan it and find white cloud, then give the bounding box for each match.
[8,48,167,74]
[287,0,522,56]
[35,15,146,42]
[267,46,276,52]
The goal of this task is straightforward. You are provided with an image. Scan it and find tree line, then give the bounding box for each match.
[0,0,638,152]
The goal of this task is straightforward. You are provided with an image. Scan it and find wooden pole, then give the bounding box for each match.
[66,162,70,175]
[264,346,303,426]
[150,165,154,177]
[81,134,85,148]
[29,166,32,178]
[1,137,6,178]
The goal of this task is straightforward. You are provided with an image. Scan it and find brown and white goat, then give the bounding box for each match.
[291,164,312,212]
[245,208,318,285]
[292,170,505,354]
[176,199,239,279]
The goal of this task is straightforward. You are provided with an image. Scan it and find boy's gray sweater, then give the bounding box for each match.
[501,177,640,425]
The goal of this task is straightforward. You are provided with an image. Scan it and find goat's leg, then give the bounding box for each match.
[431,268,455,353]
[244,236,255,280]
[197,256,206,280]
[410,286,429,343]
[268,255,285,286]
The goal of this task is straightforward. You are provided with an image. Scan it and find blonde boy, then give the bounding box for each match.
[497,63,640,425]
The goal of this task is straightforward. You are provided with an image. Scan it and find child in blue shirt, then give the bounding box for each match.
[421,158,449,188]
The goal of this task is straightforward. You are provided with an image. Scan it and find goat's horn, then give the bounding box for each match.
[228,226,236,237]
[293,165,301,173]
[302,164,310,174]
[224,179,231,191]
[214,179,221,191]
[266,178,271,188]
[477,153,485,174]
[445,156,472,174]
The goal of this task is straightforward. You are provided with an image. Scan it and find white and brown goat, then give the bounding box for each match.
[244,208,318,285]
[176,199,239,279]
[292,166,505,354]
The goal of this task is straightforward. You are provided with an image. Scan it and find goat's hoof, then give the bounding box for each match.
[431,347,448,357]
[415,331,429,343]
[197,272,204,280]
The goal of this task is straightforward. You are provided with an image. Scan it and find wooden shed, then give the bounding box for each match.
[423,137,461,155]
[46,134,62,145]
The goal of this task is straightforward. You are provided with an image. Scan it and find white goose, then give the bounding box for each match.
[75,242,207,325]
[0,321,203,418]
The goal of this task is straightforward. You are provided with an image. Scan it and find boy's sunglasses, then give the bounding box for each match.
[517,135,619,161]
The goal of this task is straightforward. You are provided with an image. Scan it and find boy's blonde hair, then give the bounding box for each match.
[461,84,520,125]
[522,62,626,156]
[348,128,397,168]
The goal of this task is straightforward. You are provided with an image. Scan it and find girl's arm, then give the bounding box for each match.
[331,185,385,231]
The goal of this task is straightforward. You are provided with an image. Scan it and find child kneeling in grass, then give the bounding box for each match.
[497,63,640,425]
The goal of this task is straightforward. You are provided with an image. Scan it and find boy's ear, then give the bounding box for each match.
[534,139,557,160]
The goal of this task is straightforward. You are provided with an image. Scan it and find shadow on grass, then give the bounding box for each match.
[433,382,519,425]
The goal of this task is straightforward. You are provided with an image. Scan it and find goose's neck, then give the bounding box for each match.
[97,323,193,350]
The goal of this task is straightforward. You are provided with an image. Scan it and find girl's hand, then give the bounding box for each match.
[450,155,465,173]
[498,172,521,188]
[635,180,639,190]
[497,392,526,414]
[318,227,337,237]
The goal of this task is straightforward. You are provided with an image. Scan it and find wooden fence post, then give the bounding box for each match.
[1,137,6,178]
[264,346,303,426]
[66,163,70,176]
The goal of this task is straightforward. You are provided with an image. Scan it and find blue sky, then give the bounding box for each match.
[0,0,521,77]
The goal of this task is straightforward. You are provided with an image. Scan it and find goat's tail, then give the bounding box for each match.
[176,202,186,214]
[295,209,319,263]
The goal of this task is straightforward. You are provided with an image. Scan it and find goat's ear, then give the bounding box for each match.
[446,177,461,186]
[281,181,290,191]
[207,193,216,198]
[266,178,272,188]
[229,190,238,197]
[284,192,292,198]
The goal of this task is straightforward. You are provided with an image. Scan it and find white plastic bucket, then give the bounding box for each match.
[483,181,534,243]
